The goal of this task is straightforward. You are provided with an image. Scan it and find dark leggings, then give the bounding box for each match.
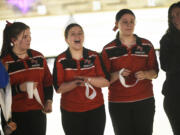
[61,105,106,135]
[11,110,46,135]
[109,98,155,135]
[164,96,180,135]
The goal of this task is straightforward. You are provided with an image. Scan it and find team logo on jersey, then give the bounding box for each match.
[31,59,38,64]
[83,59,93,68]
[136,46,143,51]
[135,46,145,55]
[31,59,40,67]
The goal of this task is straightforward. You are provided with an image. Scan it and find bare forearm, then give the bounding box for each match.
[56,81,78,94]
[110,71,119,84]
[144,69,158,80]
[88,77,110,88]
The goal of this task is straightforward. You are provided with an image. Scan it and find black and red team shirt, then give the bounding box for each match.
[101,34,159,102]
[53,47,108,112]
[2,49,53,112]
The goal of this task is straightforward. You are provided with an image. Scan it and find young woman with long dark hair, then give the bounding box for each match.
[0,21,53,135]
[159,2,180,135]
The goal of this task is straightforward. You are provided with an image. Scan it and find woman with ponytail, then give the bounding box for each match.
[101,9,159,135]
[0,21,53,135]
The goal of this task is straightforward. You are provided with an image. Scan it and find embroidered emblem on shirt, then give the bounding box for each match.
[136,46,143,51]
[135,46,145,55]
[83,59,93,68]
[31,59,40,67]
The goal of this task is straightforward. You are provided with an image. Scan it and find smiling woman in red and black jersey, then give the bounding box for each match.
[101,9,159,135]
[0,21,53,135]
[53,23,109,135]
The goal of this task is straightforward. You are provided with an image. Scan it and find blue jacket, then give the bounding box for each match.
[0,61,9,88]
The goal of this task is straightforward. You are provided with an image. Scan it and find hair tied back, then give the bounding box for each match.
[6,20,12,27]
[113,26,118,31]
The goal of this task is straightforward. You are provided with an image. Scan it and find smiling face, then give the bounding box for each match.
[12,28,31,52]
[117,13,135,36]
[171,7,180,31]
[65,26,84,51]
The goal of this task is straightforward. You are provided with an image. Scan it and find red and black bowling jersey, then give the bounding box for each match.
[2,49,53,112]
[53,48,107,112]
[101,35,159,102]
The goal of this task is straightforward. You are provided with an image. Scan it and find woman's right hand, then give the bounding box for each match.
[121,69,131,77]
[56,79,85,93]
[8,121,17,131]
[74,78,85,86]
[110,68,131,84]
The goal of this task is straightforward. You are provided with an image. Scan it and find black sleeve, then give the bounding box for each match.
[11,84,23,96]
[43,86,53,101]
[99,53,110,81]
[52,57,59,91]
[160,34,180,72]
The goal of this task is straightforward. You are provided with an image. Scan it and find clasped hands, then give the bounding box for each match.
[121,69,147,80]
[73,76,91,86]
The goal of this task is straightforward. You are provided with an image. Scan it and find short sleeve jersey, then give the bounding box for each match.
[2,49,53,112]
[53,48,107,112]
[101,35,159,102]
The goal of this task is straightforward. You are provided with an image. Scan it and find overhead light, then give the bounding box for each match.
[93,1,101,11]
[37,4,47,15]
[148,0,156,6]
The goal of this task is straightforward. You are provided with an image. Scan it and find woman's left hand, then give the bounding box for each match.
[43,100,52,113]
[135,70,157,80]
[135,71,147,80]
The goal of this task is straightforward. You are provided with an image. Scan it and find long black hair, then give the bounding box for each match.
[0,22,29,58]
[167,1,180,34]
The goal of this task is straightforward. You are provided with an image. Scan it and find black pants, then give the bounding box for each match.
[61,105,106,135]
[164,96,180,135]
[10,110,46,135]
[109,98,155,135]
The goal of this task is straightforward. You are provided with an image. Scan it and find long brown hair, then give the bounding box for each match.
[0,22,29,58]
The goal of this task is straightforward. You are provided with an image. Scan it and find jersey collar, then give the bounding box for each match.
[115,34,142,47]
[65,47,89,60]
[10,49,32,61]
